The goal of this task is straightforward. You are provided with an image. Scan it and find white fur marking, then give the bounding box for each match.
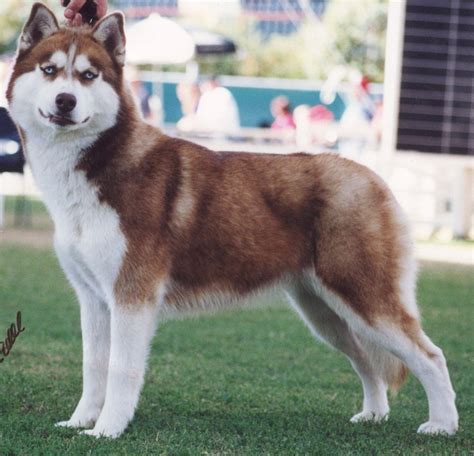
[81,303,159,438]
[55,273,110,429]
[50,51,67,68]
[75,54,92,73]
[66,43,77,78]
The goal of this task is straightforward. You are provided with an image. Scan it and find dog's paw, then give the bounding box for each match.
[55,411,99,429]
[350,411,388,423]
[80,420,126,439]
[417,421,458,436]
[55,402,103,429]
[55,420,75,428]
[55,417,93,429]
[80,429,108,439]
[80,426,123,439]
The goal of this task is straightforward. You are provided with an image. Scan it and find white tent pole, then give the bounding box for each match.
[380,0,406,179]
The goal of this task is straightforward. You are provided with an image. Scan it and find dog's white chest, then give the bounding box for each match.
[59,214,126,303]
[27,137,127,302]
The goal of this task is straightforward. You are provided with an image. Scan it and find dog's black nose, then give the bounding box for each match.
[55,93,77,113]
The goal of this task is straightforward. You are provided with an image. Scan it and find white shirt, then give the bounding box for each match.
[196,86,240,134]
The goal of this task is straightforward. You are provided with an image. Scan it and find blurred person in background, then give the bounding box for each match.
[126,67,159,124]
[176,81,201,133]
[270,96,295,130]
[370,98,384,145]
[353,75,376,122]
[337,73,376,157]
[195,76,240,134]
[309,104,334,124]
[339,74,375,138]
[294,103,334,149]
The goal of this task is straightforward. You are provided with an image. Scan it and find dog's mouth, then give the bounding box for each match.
[39,109,90,127]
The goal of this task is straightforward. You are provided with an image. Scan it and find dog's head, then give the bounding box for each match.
[7,3,126,137]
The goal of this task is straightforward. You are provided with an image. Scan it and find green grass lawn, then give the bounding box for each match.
[0,245,473,455]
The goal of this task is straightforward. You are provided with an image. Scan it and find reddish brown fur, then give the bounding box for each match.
[9,16,415,329]
[73,81,411,328]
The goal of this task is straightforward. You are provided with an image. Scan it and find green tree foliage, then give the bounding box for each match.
[195,0,387,82]
[0,0,62,55]
[0,2,28,55]
[319,0,387,82]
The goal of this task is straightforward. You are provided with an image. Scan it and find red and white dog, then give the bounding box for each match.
[7,3,458,438]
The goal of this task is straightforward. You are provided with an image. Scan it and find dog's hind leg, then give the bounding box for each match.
[356,313,458,435]
[308,266,458,434]
[308,173,458,434]
[285,280,392,423]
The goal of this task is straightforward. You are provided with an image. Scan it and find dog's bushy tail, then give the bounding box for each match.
[359,336,408,394]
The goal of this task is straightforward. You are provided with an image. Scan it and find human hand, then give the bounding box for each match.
[62,0,108,26]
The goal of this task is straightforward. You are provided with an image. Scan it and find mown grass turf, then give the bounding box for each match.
[0,244,473,455]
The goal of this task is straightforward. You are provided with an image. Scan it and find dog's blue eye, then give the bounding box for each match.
[82,70,97,80]
[41,65,56,75]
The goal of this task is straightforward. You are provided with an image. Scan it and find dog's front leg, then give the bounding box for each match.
[54,243,111,430]
[81,303,158,438]
[56,286,110,429]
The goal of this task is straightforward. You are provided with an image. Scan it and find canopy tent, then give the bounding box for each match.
[186,28,237,56]
[126,13,195,65]
[126,14,237,65]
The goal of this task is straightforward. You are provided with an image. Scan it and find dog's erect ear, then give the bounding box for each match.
[19,3,59,52]
[92,13,126,66]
